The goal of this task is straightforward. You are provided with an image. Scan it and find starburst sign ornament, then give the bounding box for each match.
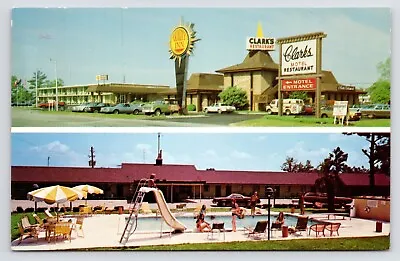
[169,19,200,65]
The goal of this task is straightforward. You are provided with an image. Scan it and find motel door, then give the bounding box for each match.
[118,94,126,103]
[215,185,221,197]
[226,185,232,196]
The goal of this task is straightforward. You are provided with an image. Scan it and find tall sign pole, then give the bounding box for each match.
[169,18,200,115]
[276,32,327,118]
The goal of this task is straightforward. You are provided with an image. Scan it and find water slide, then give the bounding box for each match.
[139,187,186,232]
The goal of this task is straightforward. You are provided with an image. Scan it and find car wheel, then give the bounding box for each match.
[204,109,208,114]
[94,109,99,113]
[218,109,222,114]
[321,114,328,118]
[155,109,161,116]
[285,109,291,116]
[368,114,374,119]
[266,109,272,115]
[133,109,139,115]
[113,110,119,114]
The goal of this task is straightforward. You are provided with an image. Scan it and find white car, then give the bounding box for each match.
[71,102,90,112]
[204,103,236,114]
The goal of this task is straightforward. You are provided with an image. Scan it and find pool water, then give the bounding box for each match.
[132,214,319,232]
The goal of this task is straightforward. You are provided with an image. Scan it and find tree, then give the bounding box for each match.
[368,58,390,104]
[344,132,390,195]
[27,70,47,90]
[11,75,33,103]
[288,91,309,102]
[281,157,298,172]
[218,86,248,110]
[315,147,349,212]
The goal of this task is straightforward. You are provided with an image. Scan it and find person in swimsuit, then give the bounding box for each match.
[196,213,211,232]
[250,191,259,218]
[231,199,240,232]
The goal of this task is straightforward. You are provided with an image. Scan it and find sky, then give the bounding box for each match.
[11,132,372,171]
[11,8,391,89]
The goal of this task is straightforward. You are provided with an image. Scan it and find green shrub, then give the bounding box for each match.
[187,104,196,111]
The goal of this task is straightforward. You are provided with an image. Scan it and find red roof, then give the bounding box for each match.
[199,170,319,185]
[11,164,390,187]
[340,173,390,186]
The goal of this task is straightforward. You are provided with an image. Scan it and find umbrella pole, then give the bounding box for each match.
[56,203,59,222]
[70,201,72,213]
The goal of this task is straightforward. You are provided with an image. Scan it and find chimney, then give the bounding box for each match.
[156,149,163,165]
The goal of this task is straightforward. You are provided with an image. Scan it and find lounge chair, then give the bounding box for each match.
[49,221,73,243]
[17,221,39,245]
[289,216,309,235]
[207,222,225,241]
[94,205,106,214]
[308,223,326,237]
[44,209,55,218]
[140,202,153,214]
[325,222,341,236]
[176,203,187,212]
[245,221,268,239]
[270,222,282,237]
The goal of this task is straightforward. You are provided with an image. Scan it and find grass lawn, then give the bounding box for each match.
[90,236,390,251]
[232,115,390,127]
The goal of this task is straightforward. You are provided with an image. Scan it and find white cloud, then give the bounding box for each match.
[136,143,152,152]
[328,134,348,142]
[286,142,330,166]
[257,136,267,141]
[231,150,252,159]
[31,141,70,154]
[30,141,86,166]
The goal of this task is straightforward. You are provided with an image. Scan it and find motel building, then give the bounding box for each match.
[11,153,389,203]
[36,73,223,113]
[37,25,367,112]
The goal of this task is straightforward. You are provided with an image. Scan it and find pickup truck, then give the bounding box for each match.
[38,101,66,110]
[141,100,180,116]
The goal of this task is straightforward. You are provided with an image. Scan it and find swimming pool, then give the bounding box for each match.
[130,214,320,232]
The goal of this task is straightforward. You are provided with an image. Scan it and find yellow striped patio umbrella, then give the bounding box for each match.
[73,185,104,195]
[28,185,86,204]
[73,184,104,205]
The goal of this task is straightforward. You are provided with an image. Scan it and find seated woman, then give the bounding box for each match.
[196,213,211,232]
[274,211,285,225]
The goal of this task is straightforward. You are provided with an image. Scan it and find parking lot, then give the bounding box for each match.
[11,107,264,127]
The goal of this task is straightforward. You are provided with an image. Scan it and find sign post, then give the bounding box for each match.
[333,100,349,126]
[277,32,327,117]
[169,19,200,115]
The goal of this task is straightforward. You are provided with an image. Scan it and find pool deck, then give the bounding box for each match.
[11,211,390,251]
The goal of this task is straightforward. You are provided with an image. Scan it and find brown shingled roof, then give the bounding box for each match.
[216,50,279,73]
[187,73,224,92]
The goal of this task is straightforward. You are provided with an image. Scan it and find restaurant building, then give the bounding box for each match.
[216,50,367,111]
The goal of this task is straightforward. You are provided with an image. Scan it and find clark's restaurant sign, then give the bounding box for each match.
[281,39,317,76]
[246,37,276,51]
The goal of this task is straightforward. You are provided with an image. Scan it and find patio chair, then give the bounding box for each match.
[308,223,326,237]
[245,221,268,239]
[176,203,187,213]
[17,221,39,245]
[325,222,341,236]
[207,222,225,241]
[289,216,309,235]
[21,216,40,231]
[74,215,85,237]
[50,221,73,243]
[32,213,47,232]
[140,202,153,214]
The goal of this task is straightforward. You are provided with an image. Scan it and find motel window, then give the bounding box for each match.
[204,185,209,192]
[287,186,291,193]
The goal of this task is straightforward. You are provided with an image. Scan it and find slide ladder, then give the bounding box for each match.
[119,178,148,245]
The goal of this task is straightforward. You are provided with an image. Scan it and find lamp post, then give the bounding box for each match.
[266,187,274,240]
[50,59,58,111]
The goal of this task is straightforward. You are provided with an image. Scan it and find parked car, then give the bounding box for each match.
[71,102,90,112]
[203,103,236,114]
[141,100,180,116]
[212,193,259,207]
[303,104,315,115]
[84,102,113,113]
[266,99,305,115]
[100,103,142,114]
[38,101,66,110]
[320,106,361,121]
[361,104,390,119]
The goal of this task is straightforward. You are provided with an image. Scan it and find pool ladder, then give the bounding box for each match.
[120,178,148,245]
